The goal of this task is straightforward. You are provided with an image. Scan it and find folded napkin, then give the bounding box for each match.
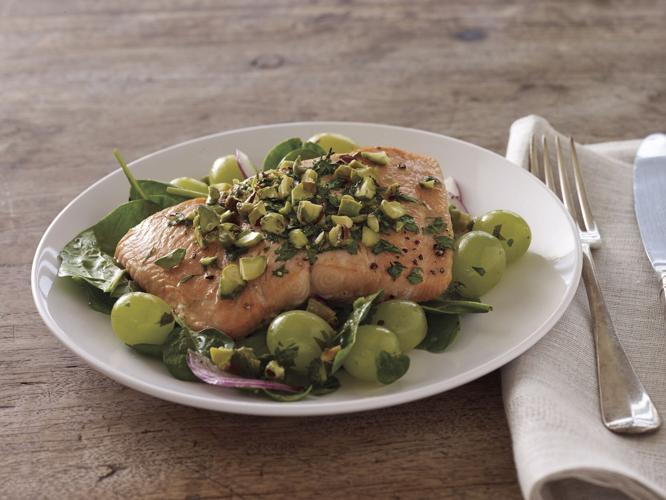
[502,116,666,500]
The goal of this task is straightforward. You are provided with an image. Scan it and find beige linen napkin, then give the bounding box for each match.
[502,116,666,500]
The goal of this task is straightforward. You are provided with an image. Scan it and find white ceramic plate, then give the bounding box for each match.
[32,122,581,416]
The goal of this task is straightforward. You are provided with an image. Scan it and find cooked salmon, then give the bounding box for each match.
[115,147,453,338]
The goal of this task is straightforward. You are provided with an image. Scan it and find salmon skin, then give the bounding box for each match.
[115,147,453,338]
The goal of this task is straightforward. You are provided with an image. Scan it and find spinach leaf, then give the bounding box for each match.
[331,290,383,373]
[282,142,327,162]
[421,299,492,314]
[154,248,186,270]
[162,326,234,381]
[130,343,164,359]
[130,180,189,209]
[261,385,312,402]
[376,351,410,384]
[263,137,303,170]
[59,229,127,294]
[92,199,161,255]
[417,313,460,353]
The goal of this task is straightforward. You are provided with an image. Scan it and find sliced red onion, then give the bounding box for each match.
[444,176,468,213]
[235,149,258,179]
[186,351,299,392]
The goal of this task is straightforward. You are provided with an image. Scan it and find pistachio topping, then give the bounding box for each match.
[218,263,246,298]
[360,150,389,165]
[380,200,406,219]
[239,255,267,281]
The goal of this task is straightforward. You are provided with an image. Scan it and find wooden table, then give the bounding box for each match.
[2,1,664,498]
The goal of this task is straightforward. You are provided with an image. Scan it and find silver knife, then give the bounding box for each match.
[634,133,666,297]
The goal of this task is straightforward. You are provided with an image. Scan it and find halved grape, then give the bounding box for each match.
[453,231,506,298]
[473,210,531,263]
[342,325,409,384]
[210,155,243,184]
[111,292,175,346]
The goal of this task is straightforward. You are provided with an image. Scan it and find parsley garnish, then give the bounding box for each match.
[472,266,486,276]
[346,239,359,255]
[395,192,420,204]
[407,267,423,284]
[398,215,419,233]
[424,217,446,234]
[434,235,455,253]
[387,261,406,280]
[372,239,402,255]
[275,242,299,261]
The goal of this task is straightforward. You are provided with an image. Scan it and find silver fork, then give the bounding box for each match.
[530,135,661,434]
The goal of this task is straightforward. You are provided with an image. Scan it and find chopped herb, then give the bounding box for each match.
[387,261,406,280]
[472,266,486,276]
[272,264,288,277]
[424,217,446,234]
[275,241,299,261]
[398,215,419,233]
[434,235,455,254]
[507,238,514,247]
[167,212,190,226]
[346,239,359,255]
[492,224,504,240]
[177,274,197,285]
[199,255,218,267]
[306,247,318,264]
[158,312,175,326]
[372,239,402,255]
[395,192,420,204]
[225,245,248,262]
[407,267,424,284]
[154,248,186,269]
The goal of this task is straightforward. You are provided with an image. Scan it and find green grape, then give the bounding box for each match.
[342,325,409,384]
[307,133,358,154]
[453,231,506,298]
[370,300,427,352]
[111,292,175,346]
[267,311,334,372]
[169,177,208,194]
[473,210,531,263]
[210,155,243,184]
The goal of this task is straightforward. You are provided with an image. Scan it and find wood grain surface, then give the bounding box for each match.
[2,0,665,498]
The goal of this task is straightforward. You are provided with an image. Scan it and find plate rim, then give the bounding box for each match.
[31,121,582,417]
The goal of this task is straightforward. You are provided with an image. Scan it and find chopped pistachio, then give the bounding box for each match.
[289,228,308,249]
[334,165,352,179]
[279,201,292,216]
[248,201,267,225]
[210,347,234,370]
[200,255,218,267]
[218,263,246,298]
[385,183,400,198]
[260,212,287,234]
[218,230,235,248]
[348,159,365,169]
[234,231,264,248]
[212,182,232,192]
[239,255,267,281]
[301,169,318,193]
[257,185,279,199]
[362,226,380,247]
[292,156,307,176]
[278,176,294,199]
[395,220,405,232]
[314,230,326,246]
[338,194,362,217]
[331,215,353,228]
[219,210,233,223]
[297,200,323,224]
[366,213,380,232]
[206,185,220,205]
[291,182,313,204]
[220,222,240,232]
[264,360,285,380]
[380,199,406,219]
[350,166,378,182]
[351,214,367,223]
[197,205,220,233]
[361,150,389,165]
[328,224,344,247]
[419,176,440,189]
[278,159,294,171]
[355,176,376,200]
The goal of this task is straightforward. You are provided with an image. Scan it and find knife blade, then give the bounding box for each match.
[634,133,666,294]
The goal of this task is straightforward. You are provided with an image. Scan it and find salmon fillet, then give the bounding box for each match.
[115,147,453,338]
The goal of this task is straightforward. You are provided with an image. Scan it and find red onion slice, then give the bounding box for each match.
[186,351,299,392]
[235,149,258,179]
[444,176,468,213]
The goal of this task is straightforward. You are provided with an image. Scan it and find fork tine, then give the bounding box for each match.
[568,137,596,232]
[555,136,584,228]
[529,135,540,179]
[541,135,556,191]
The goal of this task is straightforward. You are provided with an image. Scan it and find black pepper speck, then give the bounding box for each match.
[370,262,378,270]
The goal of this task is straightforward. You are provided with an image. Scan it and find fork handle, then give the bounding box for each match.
[581,244,661,433]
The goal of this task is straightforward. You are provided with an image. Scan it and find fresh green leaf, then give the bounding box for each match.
[282,142,327,162]
[130,180,189,209]
[263,137,303,170]
[162,326,234,381]
[154,248,186,269]
[376,351,410,384]
[59,229,126,294]
[417,313,460,353]
[130,343,164,359]
[92,199,161,255]
[311,375,341,396]
[420,299,492,314]
[261,385,312,402]
[331,290,384,373]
